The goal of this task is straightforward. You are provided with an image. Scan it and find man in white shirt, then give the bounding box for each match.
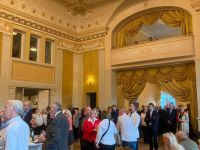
[4,100,30,150]
[117,108,138,150]
[129,103,140,150]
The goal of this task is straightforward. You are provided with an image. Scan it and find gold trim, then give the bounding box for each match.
[0,10,107,43]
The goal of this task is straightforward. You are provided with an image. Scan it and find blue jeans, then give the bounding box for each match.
[122,141,137,150]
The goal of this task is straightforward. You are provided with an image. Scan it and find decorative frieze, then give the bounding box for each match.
[0,10,107,45]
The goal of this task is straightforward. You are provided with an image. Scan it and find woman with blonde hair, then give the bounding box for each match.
[163,132,185,150]
[63,109,74,150]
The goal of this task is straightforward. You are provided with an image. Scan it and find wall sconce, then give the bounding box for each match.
[87,75,95,86]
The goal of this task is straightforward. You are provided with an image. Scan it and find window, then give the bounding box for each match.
[160,91,176,108]
[12,30,23,58]
[45,40,52,64]
[29,35,39,61]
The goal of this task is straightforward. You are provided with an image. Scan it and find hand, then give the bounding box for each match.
[96,143,99,149]
[38,134,46,142]
[167,120,171,124]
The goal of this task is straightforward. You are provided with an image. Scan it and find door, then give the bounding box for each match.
[86,92,96,108]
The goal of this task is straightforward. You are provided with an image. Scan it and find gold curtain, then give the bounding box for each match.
[117,63,197,130]
[121,76,147,101]
[159,79,190,102]
[115,9,193,47]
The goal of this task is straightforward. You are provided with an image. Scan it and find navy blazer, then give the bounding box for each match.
[145,110,159,131]
[45,112,69,150]
[22,109,32,127]
[167,108,177,124]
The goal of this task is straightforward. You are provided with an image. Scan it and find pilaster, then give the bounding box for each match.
[195,59,200,131]
[72,53,83,108]
[54,48,63,105]
[0,33,12,109]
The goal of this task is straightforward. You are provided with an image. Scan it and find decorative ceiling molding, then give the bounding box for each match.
[0,9,107,43]
[191,0,200,12]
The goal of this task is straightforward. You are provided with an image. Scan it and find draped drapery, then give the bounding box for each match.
[117,63,197,130]
[115,9,192,47]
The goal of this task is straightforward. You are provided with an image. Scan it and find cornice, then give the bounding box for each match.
[0,8,107,43]
[191,0,200,12]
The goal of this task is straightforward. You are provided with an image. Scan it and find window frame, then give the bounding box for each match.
[29,34,40,62]
[45,39,53,64]
[12,29,25,59]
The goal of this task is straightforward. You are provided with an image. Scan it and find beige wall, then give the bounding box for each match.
[62,50,73,108]
[12,60,55,83]
[138,83,157,107]
[82,50,99,106]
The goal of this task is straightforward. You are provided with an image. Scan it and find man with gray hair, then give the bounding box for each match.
[45,102,69,150]
[175,131,198,150]
[4,100,30,150]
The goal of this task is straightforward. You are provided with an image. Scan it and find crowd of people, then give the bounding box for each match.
[0,99,200,150]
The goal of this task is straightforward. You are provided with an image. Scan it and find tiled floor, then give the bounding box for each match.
[73,139,164,150]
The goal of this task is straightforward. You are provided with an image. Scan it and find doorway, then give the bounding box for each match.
[86,92,96,108]
[15,87,50,109]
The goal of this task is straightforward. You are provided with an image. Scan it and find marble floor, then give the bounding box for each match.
[73,139,164,150]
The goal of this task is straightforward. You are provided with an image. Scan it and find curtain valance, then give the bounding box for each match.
[115,9,192,47]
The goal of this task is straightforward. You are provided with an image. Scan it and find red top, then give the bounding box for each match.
[82,117,100,142]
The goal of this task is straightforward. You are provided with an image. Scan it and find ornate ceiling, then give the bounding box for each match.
[54,0,116,16]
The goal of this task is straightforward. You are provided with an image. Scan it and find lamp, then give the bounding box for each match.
[87,75,95,86]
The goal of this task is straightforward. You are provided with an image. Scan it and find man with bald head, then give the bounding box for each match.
[175,131,198,150]
[4,100,29,150]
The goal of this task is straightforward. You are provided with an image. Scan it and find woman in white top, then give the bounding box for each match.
[163,132,185,150]
[177,106,189,136]
[96,111,120,150]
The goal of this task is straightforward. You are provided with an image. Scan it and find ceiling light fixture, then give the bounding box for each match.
[13,31,17,35]
[30,47,37,51]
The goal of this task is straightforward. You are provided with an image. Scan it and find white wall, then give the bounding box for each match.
[138,83,157,107]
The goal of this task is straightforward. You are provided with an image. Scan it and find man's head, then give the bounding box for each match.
[148,103,155,111]
[50,102,62,117]
[169,102,174,109]
[175,131,187,142]
[108,106,112,113]
[119,108,125,116]
[129,103,137,112]
[112,105,117,111]
[5,100,23,120]
[86,106,91,115]
[23,101,31,111]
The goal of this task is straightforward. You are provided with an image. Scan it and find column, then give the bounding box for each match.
[195,60,200,130]
[54,48,63,105]
[104,32,117,108]
[50,89,56,105]
[8,85,16,99]
[72,53,83,108]
[0,33,12,109]
[98,49,105,109]
[193,13,200,131]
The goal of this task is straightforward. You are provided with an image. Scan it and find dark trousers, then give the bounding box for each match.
[81,140,95,150]
[73,126,80,140]
[147,127,158,150]
[142,126,149,143]
[99,143,116,150]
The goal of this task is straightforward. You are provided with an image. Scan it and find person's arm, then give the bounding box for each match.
[5,128,17,150]
[135,113,141,128]
[95,122,103,144]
